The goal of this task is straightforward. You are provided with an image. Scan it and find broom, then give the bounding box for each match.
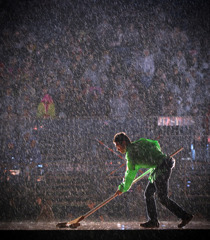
[56,147,183,228]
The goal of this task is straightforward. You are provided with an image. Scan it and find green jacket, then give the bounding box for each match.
[118,138,166,192]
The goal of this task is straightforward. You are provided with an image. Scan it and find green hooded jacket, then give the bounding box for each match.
[118,138,166,192]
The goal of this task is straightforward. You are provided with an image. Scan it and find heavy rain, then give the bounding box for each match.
[0,0,209,234]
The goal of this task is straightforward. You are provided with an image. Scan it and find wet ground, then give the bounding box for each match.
[1,221,209,240]
[0,220,209,230]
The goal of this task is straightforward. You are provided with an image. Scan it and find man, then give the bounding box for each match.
[113,132,193,228]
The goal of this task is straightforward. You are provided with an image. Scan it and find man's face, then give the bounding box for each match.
[114,141,127,154]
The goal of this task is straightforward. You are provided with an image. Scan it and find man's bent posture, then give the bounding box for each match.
[113,132,193,228]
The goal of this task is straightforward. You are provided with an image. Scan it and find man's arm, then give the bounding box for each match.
[118,161,138,193]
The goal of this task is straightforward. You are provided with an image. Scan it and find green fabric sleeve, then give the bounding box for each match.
[118,161,138,192]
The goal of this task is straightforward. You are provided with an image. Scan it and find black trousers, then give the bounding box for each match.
[144,166,188,221]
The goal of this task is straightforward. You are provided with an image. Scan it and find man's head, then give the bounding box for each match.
[113,132,131,154]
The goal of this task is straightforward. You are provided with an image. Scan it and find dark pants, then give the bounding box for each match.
[145,166,188,221]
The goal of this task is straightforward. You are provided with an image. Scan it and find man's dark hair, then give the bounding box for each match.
[113,132,131,145]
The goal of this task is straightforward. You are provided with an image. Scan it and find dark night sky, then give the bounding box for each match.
[0,0,209,33]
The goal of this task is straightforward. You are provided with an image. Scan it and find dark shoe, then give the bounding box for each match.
[178,214,193,228]
[140,220,159,228]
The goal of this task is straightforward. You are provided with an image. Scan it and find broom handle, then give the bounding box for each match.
[84,193,118,219]
[169,147,184,158]
[84,166,154,219]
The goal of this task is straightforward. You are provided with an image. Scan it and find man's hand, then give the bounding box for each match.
[115,190,123,196]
